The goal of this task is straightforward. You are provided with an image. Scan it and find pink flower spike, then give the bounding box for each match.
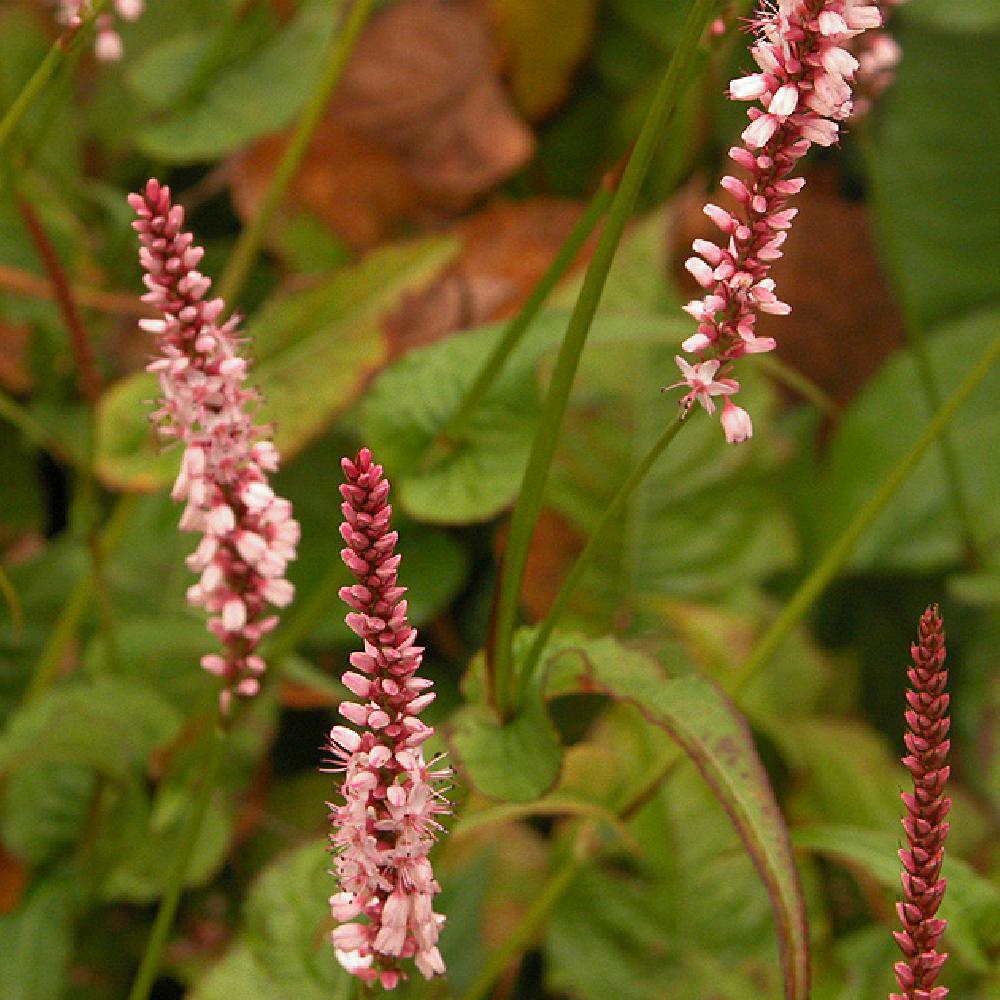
[674,0,884,443]
[326,449,451,988]
[890,606,950,1000]
[130,180,299,712]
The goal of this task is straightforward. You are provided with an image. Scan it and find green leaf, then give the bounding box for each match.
[549,345,795,612]
[0,762,95,866]
[0,679,183,781]
[83,615,212,712]
[243,840,351,999]
[793,825,1000,972]
[870,18,1000,326]
[100,784,233,903]
[544,633,810,1000]
[448,691,563,803]
[189,944,292,1000]
[95,237,454,491]
[362,320,547,524]
[820,308,1000,571]
[137,0,337,161]
[0,875,75,1000]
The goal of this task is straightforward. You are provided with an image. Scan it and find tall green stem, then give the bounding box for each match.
[733,328,1000,692]
[126,726,226,1000]
[215,0,376,304]
[520,413,689,687]
[489,0,719,718]
[0,1,108,155]
[442,184,614,442]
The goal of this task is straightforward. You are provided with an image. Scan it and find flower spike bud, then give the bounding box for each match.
[890,605,950,1000]
[130,180,299,712]
[326,449,451,988]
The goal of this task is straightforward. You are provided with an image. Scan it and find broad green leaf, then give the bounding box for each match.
[448,690,562,803]
[0,679,182,781]
[95,237,454,491]
[361,320,546,523]
[870,19,1000,327]
[546,705,784,1000]
[243,840,351,999]
[83,615,212,712]
[137,0,337,161]
[544,633,810,1000]
[126,33,215,109]
[0,763,95,866]
[100,785,233,903]
[549,342,795,613]
[189,943,284,1000]
[0,875,74,1000]
[793,825,1000,972]
[820,308,1000,571]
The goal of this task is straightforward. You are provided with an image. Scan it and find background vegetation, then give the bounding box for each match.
[1,0,999,998]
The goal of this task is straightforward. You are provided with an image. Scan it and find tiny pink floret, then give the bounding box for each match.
[325,449,451,989]
[53,1,145,60]
[672,0,885,442]
[130,179,299,712]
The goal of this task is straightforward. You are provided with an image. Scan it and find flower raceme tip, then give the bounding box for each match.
[891,605,951,1000]
[326,449,451,989]
[129,179,299,713]
[670,0,885,442]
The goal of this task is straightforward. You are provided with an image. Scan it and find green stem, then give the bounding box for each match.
[733,328,1000,692]
[442,184,614,442]
[0,562,23,638]
[520,413,689,687]
[215,0,376,305]
[489,0,718,719]
[0,1,108,155]
[460,851,585,1000]
[126,726,226,1000]
[24,493,137,704]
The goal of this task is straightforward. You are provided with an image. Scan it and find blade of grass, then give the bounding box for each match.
[0,0,108,155]
[489,0,720,718]
[215,0,377,305]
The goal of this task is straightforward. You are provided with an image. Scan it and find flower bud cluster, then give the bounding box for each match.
[671,0,883,443]
[325,449,451,989]
[53,0,144,61]
[891,605,950,1000]
[129,179,299,713]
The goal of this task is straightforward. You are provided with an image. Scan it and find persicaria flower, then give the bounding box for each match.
[129,179,299,713]
[891,605,950,1000]
[672,0,883,442]
[52,1,145,61]
[325,449,451,989]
